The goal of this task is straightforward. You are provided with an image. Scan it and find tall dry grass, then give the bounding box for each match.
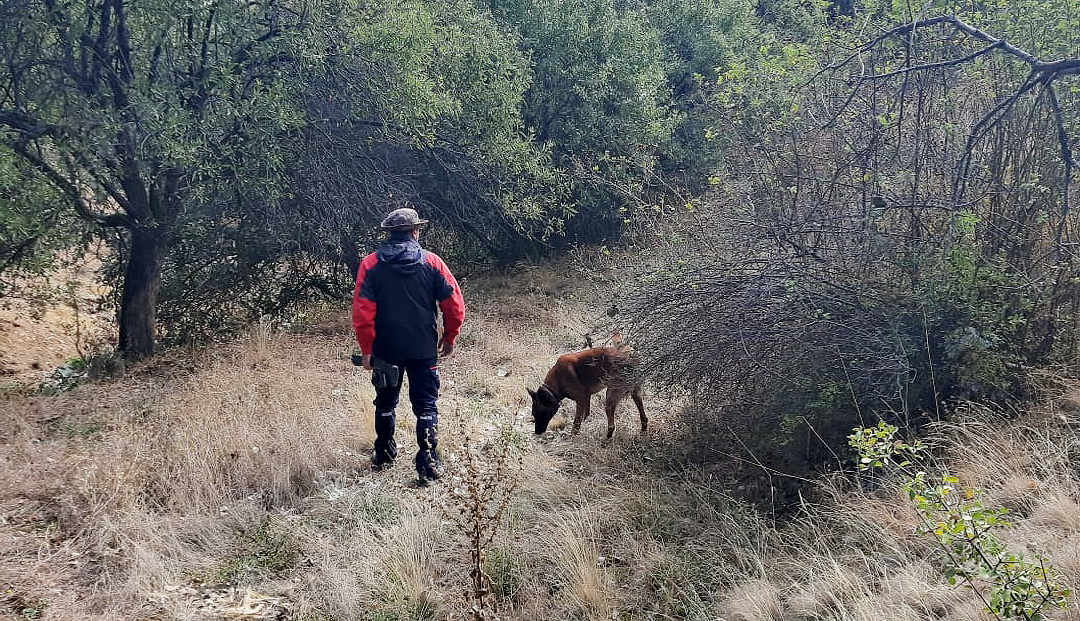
[1,321,376,617]
[4,258,1080,621]
[717,393,1080,621]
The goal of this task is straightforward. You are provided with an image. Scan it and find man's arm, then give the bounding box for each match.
[351,253,380,360]
[425,252,465,355]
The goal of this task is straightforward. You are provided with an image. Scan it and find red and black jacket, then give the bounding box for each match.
[351,234,465,361]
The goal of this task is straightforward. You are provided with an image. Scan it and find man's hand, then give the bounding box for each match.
[439,340,454,358]
[362,353,373,370]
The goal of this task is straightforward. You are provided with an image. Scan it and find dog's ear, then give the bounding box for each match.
[535,386,557,405]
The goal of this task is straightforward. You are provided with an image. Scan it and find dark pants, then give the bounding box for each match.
[371,357,440,478]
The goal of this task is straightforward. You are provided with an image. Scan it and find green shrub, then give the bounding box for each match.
[484,547,524,600]
[216,521,297,584]
[850,422,1071,620]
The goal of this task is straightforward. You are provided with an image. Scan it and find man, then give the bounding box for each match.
[351,206,465,485]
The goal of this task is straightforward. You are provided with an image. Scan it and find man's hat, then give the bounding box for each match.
[380,207,429,231]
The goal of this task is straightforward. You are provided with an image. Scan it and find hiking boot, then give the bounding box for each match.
[407,466,441,488]
[371,452,395,471]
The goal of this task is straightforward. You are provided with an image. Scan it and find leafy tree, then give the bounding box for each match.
[0,0,314,357]
[486,0,670,241]
[0,147,82,295]
[149,0,566,341]
[293,0,563,265]
[645,0,756,190]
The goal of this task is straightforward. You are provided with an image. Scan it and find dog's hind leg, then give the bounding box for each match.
[571,398,590,434]
[631,386,647,432]
[604,389,628,439]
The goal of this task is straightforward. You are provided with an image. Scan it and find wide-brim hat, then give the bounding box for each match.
[380,207,429,231]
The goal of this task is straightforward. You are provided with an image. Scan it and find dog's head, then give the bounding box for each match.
[527,385,560,434]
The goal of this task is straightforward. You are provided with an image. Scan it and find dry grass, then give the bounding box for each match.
[543,506,615,619]
[784,558,869,618]
[722,578,783,621]
[4,256,1080,621]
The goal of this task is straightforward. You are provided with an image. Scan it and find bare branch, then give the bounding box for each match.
[862,41,1004,81]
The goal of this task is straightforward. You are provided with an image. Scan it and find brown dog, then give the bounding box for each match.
[528,346,646,438]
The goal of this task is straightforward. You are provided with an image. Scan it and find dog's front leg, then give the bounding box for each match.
[571,398,590,434]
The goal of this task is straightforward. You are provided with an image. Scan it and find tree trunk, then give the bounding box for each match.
[118,227,165,359]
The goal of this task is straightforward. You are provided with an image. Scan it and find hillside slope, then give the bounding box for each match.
[0,259,110,382]
[2,256,1080,621]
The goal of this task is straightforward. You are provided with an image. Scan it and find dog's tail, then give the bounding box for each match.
[611,332,628,350]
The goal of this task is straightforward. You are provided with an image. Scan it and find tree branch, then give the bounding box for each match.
[862,41,1004,81]
[817,14,1080,195]
[5,140,133,228]
[0,110,60,139]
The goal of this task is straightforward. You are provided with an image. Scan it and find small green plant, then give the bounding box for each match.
[20,600,47,620]
[37,357,87,394]
[285,613,334,621]
[848,420,921,471]
[216,520,297,584]
[849,422,1070,620]
[496,421,527,453]
[484,546,524,600]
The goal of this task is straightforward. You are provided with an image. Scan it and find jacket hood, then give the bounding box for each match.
[377,237,424,275]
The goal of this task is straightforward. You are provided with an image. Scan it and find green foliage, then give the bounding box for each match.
[1,0,810,346]
[847,421,920,471]
[495,420,528,454]
[3,0,1070,363]
[18,600,47,620]
[646,0,756,188]
[147,0,566,341]
[0,148,84,296]
[486,0,670,240]
[37,358,88,395]
[850,423,1072,620]
[484,546,524,600]
[216,521,297,584]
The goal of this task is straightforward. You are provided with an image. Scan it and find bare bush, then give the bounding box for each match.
[616,9,1080,473]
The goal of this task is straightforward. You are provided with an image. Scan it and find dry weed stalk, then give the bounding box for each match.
[433,416,523,621]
